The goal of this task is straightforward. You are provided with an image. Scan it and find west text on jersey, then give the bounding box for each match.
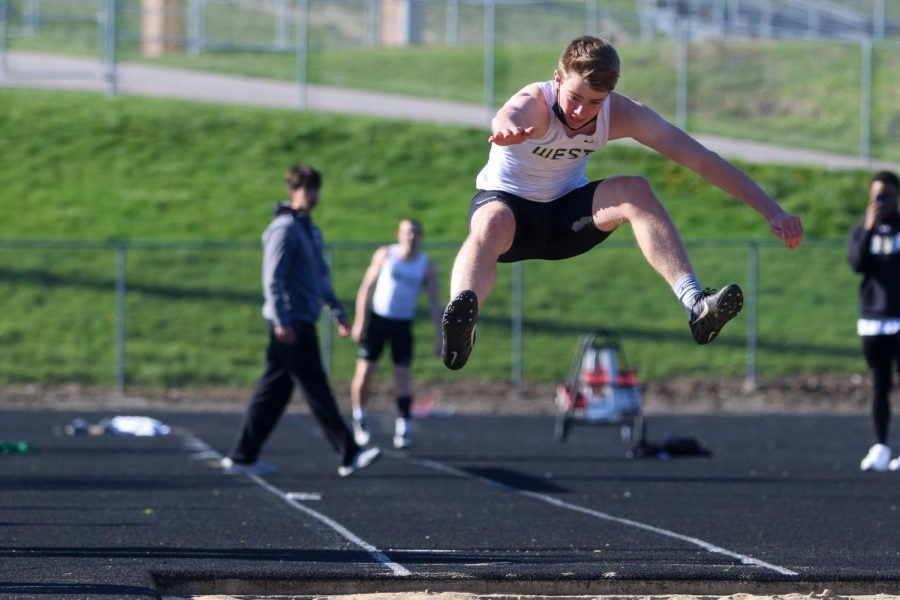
[531,146,595,160]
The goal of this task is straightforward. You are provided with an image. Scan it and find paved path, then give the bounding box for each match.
[1,408,898,599]
[3,51,899,172]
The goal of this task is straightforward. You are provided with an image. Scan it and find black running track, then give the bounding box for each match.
[0,407,898,600]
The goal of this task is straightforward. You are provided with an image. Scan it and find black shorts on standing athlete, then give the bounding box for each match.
[467,180,613,263]
[358,312,414,367]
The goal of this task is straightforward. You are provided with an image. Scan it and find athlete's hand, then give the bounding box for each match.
[336,320,351,338]
[274,325,295,345]
[768,210,803,250]
[351,321,364,344]
[865,201,880,230]
[864,196,892,230]
[489,126,535,146]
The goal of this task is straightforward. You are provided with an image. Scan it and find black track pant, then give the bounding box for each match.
[861,333,900,444]
[229,320,358,464]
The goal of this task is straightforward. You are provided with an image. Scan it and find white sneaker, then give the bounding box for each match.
[889,456,900,471]
[220,457,278,476]
[352,418,371,446]
[393,417,412,449]
[338,446,381,477]
[860,443,891,472]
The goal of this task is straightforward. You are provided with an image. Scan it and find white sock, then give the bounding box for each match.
[673,273,702,315]
[353,406,367,422]
[395,417,409,435]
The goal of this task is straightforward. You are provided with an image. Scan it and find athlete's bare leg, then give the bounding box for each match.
[350,358,377,444]
[591,176,693,286]
[350,358,376,412]
[449,201,516,302]
[443,202,514,370]
[592,176,742,344]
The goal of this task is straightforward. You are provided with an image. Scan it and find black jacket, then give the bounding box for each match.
[849,214,900,319]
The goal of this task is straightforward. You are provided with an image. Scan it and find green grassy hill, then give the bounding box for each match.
[0,88,874,389]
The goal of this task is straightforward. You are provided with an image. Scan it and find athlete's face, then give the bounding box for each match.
[554,70,609,130]
[870,179,899,215]
[397,220,422,250]
[290,185,319,213]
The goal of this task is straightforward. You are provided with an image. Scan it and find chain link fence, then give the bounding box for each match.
[1,0,899,163]
[0,1,886,394]
[0,238,862,394]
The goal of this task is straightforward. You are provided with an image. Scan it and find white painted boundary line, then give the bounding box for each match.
[246,472,411,576]
[179,429,411,577]
[387,450,798,577]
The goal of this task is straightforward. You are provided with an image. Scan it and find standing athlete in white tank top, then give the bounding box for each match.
[441,36,804,371]
[371,245,429,320]
[350,219,443,449]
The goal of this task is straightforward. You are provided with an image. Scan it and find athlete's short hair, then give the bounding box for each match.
[284,165,322,190]
[399,218,423,234]
[558,36,620,92]
[872,170,899,191]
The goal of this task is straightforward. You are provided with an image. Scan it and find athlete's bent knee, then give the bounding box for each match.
[594,176,661,224]
[470,203,515,248]
[621,175,655,201]
[618,176,663,217]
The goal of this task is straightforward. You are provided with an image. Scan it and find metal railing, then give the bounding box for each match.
[0,238,861,394]
[1,1,899,164]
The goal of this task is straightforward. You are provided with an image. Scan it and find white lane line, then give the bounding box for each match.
[387,548,458,553]
[178,430,411,577]
[388,450,798,577]
[246,472,411,576]
[285,491,322,501]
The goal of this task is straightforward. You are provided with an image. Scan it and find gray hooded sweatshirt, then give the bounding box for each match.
[261,201,346,328]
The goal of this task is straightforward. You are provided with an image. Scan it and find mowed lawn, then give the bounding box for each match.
[0,88,873,389]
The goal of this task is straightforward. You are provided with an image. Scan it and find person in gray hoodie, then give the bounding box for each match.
[222,165,381,477]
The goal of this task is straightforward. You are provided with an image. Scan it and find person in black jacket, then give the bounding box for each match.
[221,165,380,477]
[849,170,900,472]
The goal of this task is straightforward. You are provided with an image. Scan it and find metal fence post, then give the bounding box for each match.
[761,0,773,39]
[638,0,650,42]
[676,18,689,131]
[511,261,523,391]
[446,0,459,46]
[744,241,759,391]
[187,0,198,55]
[712,0,725,38]
[0,0,8,81]
[366,0,378,47]
[296,0,309,109]
[874,0,885,40]
[483,0,495,122]
[25,0,39,34]
[187,0,204,56]
[860,36,873,165]
[102,0,118,95]
[276,0,289,49]
[321,245,334,374]
[115,243,127,396]
[585,0,598,37]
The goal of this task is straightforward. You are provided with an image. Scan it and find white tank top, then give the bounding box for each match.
[475,80,611,202]
[371,245,429,320]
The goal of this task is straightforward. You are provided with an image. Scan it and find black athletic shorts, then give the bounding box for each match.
[358,312,414,366]
[467,180,613,263]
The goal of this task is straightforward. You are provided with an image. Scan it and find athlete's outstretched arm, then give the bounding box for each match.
[488,84,547,146]
[609,94,803,250]
[351,246,388,343]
